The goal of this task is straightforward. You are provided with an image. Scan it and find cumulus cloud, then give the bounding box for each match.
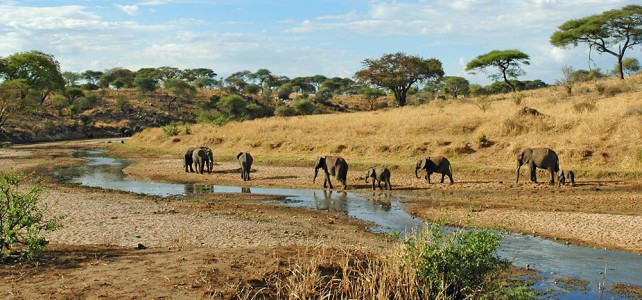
[115,4,139,15]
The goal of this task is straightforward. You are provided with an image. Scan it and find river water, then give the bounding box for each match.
[54,149,641,299]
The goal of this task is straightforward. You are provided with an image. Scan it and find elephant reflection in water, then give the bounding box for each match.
[368,192,392,212]
[184,184,213,196]
[313,190,347,212]
[241,186,251,193]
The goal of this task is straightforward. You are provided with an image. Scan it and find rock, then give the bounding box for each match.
[136,243,147,250]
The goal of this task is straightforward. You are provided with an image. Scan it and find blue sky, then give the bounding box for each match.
[1,0,640,85]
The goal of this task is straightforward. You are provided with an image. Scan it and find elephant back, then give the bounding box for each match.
[429,156,451,172]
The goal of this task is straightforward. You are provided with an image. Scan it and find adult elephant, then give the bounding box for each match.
[237,152,253,181]
[184,147,197,173]
[516,147,559,184]
[365,167,392,190]
[415,156,454,184]
[313,156,348,189]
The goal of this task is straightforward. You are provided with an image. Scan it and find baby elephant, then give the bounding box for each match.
[558,170,576,187]
[365,167,392,190]
[237,152,253,181]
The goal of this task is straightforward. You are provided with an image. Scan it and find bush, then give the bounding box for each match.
[115,95,131,112]
[274,106,297,117]
[406,224,510,299]
[478,133,492,148]
[292,98,316,115]
[0,172,64,260]
[162,123,181,137]
[233,224,525,299]
[197,109,229,126]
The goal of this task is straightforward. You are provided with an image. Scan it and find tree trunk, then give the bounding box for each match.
[617,55,625,79]
[502,71,516,92]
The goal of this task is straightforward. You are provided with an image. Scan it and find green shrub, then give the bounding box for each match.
[162,123,181,137]
[292,98,316,115]
[478,133,492,148]
[274,106,297,117]
[0,172,64,260]
[115,95,131,112]
[197,109,228,126]
[404,224,509,299]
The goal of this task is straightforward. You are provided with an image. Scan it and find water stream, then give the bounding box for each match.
[54,149,641,299]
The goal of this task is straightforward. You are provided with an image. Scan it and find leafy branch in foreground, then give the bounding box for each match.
[0,172,64,260]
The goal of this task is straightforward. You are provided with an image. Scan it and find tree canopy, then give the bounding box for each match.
[465,50,530,92]
[0,50,65,103]
[550,5,642,79]
[355,52,444,106]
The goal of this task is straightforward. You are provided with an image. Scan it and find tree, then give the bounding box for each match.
[99,68,135,89]
[355,52,444,106]
[0,51,65,103]
[134,68,161,94]
[442,76,470,99]
[0,80,29,129]
[358,87,387,110]
[465,50,530,92]
[182,68,217,88]
[61,86,84,102]
[621,57,640,76]
[550,5,642,79]
[81,70,103,85]
[163,78,196,111]
[249,68,273,94]
[62,71,81,87]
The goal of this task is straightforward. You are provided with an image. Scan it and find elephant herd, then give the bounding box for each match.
[183,146,575,190]
[184,147,253,181]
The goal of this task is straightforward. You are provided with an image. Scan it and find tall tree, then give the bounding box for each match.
[62,71,81,87]
[0,50,65,103]
[355,52,444,106]
[550,5,642,79]
[465,50,530,92]
[249,68,273,94]
[81,70,104,85]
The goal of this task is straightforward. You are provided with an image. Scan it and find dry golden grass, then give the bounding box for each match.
[129,75,642,177]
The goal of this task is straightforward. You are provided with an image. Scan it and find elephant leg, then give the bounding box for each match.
[440,173,445,183]
[371,181,375,190]
[549,169,555,185]
[387,179,392,190]
[426,172,431,184]
[529,163,537,182]
[448,174,454,185]
[378,181,382,190]
[324,173,333,189]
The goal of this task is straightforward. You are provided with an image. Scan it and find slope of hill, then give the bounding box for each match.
[130,75,642,178]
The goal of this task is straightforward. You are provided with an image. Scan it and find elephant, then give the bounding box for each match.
[120,127,133,137]
[365,167,392,190]
[184,147,197,172]
[558,169,576,187]
[516,147,559,184]
[237,152,253,181]
[313,156,348,189]
[184,146,213,173]
[415,156,454,184]
[192,148,210,174]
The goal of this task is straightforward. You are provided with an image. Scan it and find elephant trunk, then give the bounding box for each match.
[515,162,522,183]
[365,169,370,183]
[313,168,318,183]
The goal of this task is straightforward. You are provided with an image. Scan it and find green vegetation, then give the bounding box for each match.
[0,172,64,260]
[551,5,642,79]
[465,50,531,92]
[235,224,532,299]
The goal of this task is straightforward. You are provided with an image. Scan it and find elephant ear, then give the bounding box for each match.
[236,152,243,160]
[418,158,427,170]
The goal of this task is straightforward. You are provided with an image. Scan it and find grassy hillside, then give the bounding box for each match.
[129,75,642,178]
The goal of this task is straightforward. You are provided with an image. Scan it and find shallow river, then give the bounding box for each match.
[55,149,641,299]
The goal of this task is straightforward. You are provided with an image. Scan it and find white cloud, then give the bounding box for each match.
[115,4,139,15]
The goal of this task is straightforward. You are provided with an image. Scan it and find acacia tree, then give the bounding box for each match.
[163,78,196,111]
[0,51,65,103]
[550,5,642,80]
[621,57,640,76]
[355,52,443,106]
[465,50,530,92]
[0,80,29,129]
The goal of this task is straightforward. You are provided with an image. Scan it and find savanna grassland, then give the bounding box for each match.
[2,76,642,299]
